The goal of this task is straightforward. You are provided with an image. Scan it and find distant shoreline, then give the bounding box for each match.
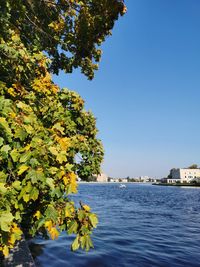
[153,183,200,187]
[77,182,153,184]
[77,182,200,187]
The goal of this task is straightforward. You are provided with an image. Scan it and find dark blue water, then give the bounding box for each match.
[29,184,200,267]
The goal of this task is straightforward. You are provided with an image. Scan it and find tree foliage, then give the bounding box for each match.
[188,164,198,169]
[0,0,126,257]
[1,0,126,81]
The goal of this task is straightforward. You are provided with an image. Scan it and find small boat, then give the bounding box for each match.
[119,184,126,188]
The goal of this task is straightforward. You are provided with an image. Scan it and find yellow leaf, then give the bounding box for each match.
[70,207,75,213]
[34,210,41,219]
[24,124,34,134]
[24,144,31,151]
[49,146,58,156]
[31,73,58,95]
[63,175,69,186]
[11,34,20,42]
[83,205,91,212]
[65,208,71,217]
[8,112,16,119]
[49,227,59,240]
[45,220,52,231]
[23,194,29,202]
[68,172,77,193]
[12,224,22,235]
[2,246,9,257]
[18,165,29,176]
[78,135,85,142]
[9,234,16,245]
[57,137,70,151]
[7,87,17,97]
[60,170,65,176]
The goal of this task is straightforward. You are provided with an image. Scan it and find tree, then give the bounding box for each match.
[168,168,177,178]
[188,164,198,169]
[0,0,126,257]
[0,0,126,82]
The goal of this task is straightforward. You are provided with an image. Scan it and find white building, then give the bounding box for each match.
[168,168,200,183]
[96,173,108,182]
[108,178,119,182]
[139,176,150,182]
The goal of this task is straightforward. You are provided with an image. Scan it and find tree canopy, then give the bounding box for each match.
[188,164,198,169]
[0,0,126,258]
[1,0,126,81]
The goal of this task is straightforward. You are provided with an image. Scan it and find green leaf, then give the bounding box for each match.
[88,214,98,228]
[15,211,21,221]
[1,145,11,154]
[0,117,12,137]
[0,212,14,232]
[67,220,78,235]
[12,181,21,190]
[52,123,65,134]
[0,137,4,147]
[10,149,20,162]
[29,158,40,168]
[0,183,7,194]
[30,187,39,201]
[23,194,29,202]
[46,178,54,189]
[80,234,94,251]
[24,124,34,134]
[0,172,7,183]
[14,128,27,141]
[24,181,32,193]
[51,187,62,198]
[71,235,80,251]
[45,205,58,222]
[26,169,45,184]
[49,167,59,174]
[78,210,85,221]
[37,218,46,230]
[20,151,32,163]
[80,225,90,235]
[16,101,31,112]
[65,163,73,172]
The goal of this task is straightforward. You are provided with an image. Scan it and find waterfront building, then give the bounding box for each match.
[139,176,150,182]
[96,173,108,182]
[168,168,200,183]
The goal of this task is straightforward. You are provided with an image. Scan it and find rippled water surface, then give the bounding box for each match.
[30,184,200,267]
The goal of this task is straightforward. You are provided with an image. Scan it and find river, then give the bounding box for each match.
[29,183,200,267]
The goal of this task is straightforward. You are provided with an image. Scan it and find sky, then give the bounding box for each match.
[53,0,200,178]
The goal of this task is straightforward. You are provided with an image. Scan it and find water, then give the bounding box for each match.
[29,184,200,267]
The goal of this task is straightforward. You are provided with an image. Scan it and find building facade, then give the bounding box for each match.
[168,168,200,183]
[96,173,108,182]
[139,176,150,182]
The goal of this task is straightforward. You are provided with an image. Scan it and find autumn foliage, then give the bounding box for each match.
[0,0,126,257]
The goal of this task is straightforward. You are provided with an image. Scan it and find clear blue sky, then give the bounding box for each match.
[53,0,200,178]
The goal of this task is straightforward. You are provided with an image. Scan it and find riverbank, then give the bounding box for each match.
[78,181,153,184]
[153,183,200,187]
